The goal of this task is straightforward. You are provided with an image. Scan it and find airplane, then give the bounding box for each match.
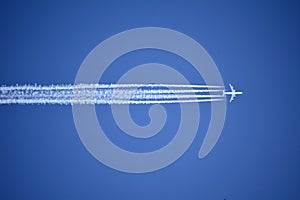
[223,84,243,102]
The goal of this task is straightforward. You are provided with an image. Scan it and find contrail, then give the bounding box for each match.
[0,83,238,105]
[0,83,223,90]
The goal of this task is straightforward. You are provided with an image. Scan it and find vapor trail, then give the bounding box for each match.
[0,84,226,105]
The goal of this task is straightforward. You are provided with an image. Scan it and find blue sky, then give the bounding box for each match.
[0,1,299,199]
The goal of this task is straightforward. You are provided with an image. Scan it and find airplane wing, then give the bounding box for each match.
[229,84,236,102]
[229,84,235,92]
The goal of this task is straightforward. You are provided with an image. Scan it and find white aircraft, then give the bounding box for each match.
[223,84,243,102]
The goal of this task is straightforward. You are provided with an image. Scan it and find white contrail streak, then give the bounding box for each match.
[0,83,224,90]
[0,98,224,105]
[0,84,226,105]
